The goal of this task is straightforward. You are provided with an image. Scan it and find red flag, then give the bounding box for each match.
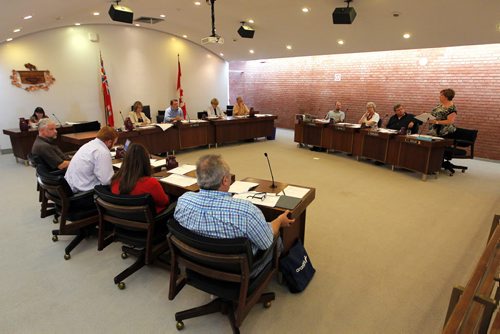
[177,54,187,119]
[100,52,114,127]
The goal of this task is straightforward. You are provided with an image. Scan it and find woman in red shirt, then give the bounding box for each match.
[111,143,169,213]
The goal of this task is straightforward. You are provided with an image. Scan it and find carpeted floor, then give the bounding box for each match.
[1,128,499,334]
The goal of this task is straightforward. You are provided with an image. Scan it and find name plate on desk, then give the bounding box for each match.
[367,131,380,137]
[404,138,423,145]
[334,126,346,131]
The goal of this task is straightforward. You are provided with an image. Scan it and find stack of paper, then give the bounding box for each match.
[278,185,309,199]
[151,159,166,168]
[160,174,197,187]
[154,123,174,131]
[168,164,196,175]
[228,181,259,194]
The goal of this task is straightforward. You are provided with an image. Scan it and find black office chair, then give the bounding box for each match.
[157,110,165,123]
[442,128,478,175]
[167,219,278,333]
[36,165,98,260]
[73,121,101,133]
[94,185,175,290]
[197,111,208,120]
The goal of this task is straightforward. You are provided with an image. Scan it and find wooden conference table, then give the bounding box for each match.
[153,168,316,253]
[294,117,451,180]
[61,116,278,153]
[3,115,277,162]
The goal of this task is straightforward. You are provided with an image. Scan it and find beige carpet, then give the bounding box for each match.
[1,128,499,334]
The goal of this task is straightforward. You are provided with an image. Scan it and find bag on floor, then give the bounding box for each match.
[279,240,315,293]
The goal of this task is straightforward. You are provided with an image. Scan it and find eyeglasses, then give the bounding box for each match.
[247,192,266,201]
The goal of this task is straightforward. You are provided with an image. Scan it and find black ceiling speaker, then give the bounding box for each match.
[332,0,357,24]
[109,4,134,24]
[238,23,255,39]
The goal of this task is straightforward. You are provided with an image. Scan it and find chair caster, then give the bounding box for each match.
[264,301,272,308]
[176,321,184,330]
[52,235,58,242]
[53,217,58,224]
[64,253,71,260]
[121,252,128,259]
[117,282,126,290]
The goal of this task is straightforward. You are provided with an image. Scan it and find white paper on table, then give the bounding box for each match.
[155,123,174,131]
[313,119,329,124]
[228,181,259,194]
[168,164,196,175]
[159,174,197,187]
[255,114,273,117]
[110,151,116,158]
[233,191,280,207]
[112,162,122,168]
[151,159,166,167]
[414,113,436,122]
[407,134,444,141]
[377,128,398,134]
[135,125,156,130]
[277,185,309,199]
[181,119,207,124]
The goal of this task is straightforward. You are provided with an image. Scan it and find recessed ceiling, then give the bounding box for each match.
[2,0,499,61]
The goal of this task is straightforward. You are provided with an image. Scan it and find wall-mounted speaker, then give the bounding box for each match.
[108,4,134,24]
[332,7,357,24]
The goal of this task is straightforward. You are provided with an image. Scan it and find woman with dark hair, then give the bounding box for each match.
[29,107,48,126]
[111,143,169,213]
[428,88,457,137]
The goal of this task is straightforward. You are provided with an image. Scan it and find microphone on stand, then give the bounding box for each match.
[119,110,125,123]
[52,113,63,126]
[264,152,276,189]
[380,113,389,128]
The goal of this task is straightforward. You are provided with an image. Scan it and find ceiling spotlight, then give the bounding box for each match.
[219,53,224,57]
[286,45,292,50]
[337,39,344,45]
[6,38,13,42]
[93,12,100,16]
[238,21,255,39]
[109,1,134,24]
[75,23,81,26]
[13,28,21,33]
[24,15,32,20]
[249,49,254,54]
[160,14,166,18]
[302,7,310,13]
[248,19,254,24]
[403,33,411,39]
[182,35,188,38]
[332,0,357,24]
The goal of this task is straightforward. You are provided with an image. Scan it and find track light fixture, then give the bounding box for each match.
[238,21,255,39]
[332,0,357,24]
[108,0,134,24]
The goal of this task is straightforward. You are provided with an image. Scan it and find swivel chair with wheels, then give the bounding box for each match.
[94,185,175,290]
[442,128,478,175]
[36,165,98,260]
[167,219,279,334]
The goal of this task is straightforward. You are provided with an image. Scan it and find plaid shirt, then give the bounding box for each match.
[174,189,274,255]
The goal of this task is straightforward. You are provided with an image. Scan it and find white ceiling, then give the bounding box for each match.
[2,0,499,61]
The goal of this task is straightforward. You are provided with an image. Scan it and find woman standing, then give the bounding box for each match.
[428,89,457,137]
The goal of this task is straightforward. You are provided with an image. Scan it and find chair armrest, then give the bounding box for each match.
[154,201,177,222]
[252,236,279,271]
[454,139,473,147]
[71,189,95,201]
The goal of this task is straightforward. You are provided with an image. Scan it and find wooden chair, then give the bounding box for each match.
[36,165,98,260]
[167,219,279,334]
[94,185,175,290]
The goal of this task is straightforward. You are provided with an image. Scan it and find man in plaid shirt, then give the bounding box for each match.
[174,154,294,275]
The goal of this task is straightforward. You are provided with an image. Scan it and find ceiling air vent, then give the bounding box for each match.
[134,17,164,24]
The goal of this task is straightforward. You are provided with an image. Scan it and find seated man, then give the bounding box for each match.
[31,118,70,170]
[64,126,118,193]
[325,101,345,123]
[174,154,294,276]
[163,99,184,122]
[386,104,419,134]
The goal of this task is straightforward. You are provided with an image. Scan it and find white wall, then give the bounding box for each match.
[0,24,229,151]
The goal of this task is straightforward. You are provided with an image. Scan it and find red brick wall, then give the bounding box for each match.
[229,44,500,160]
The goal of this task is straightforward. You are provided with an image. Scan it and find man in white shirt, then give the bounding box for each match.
[325,101,345,123]
[65,126,118,193]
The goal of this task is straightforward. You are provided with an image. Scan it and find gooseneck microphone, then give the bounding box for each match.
[119,110,125,123]
[264,152,276,188]
[52,113,63,126]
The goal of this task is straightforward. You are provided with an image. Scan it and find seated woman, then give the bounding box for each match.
[111,143,169,213]
[206,98,222,117]
[29,107,49,127]
[128,101,151,126]
[428,88,457,137]
[358,102,380,127]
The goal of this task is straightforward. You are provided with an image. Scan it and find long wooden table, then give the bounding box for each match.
[153,169,315,253]
[3,116,277,162]
[295,120,451,180]
[60,116,277,153]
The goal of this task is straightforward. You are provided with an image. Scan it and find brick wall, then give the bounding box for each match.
[229,44,500,160]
